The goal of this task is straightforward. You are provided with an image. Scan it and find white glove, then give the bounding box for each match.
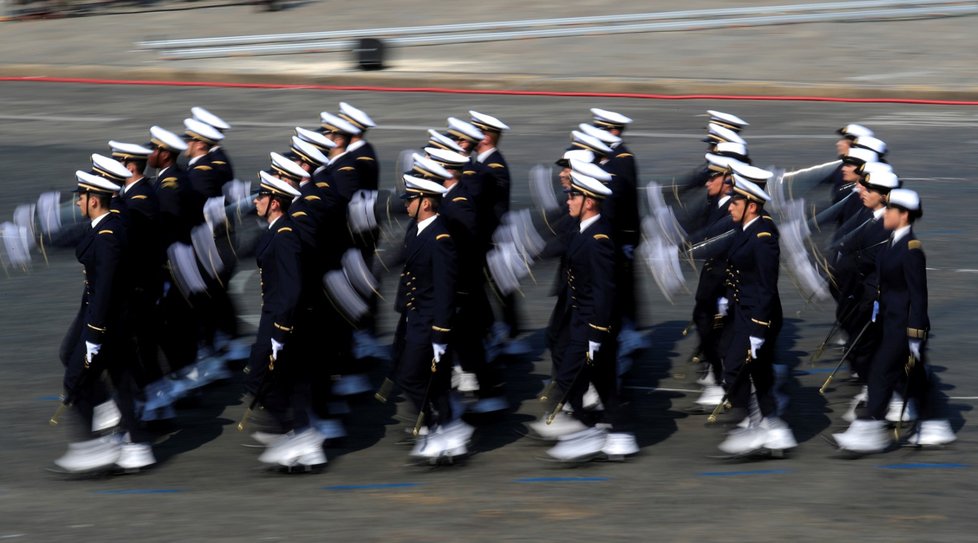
[749,336,765,359]
[432,343,447,364]
[85,341,101,364]
[871,301,880,323]
[717,297,729,317]
[271,339,284,362]
[908,339,922,360]
[587,341,601,361]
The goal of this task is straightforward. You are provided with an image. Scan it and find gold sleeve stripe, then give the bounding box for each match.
[436,233,451,240]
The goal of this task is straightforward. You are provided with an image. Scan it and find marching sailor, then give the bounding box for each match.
[715,167,798,456]
[831,189,956,453]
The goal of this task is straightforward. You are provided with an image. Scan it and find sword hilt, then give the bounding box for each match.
[49,402,68,426]
[236,406,253,432]
[374,377,394,404]
[412,411,426,437]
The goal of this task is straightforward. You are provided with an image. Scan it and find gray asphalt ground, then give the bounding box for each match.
[2,0,978,99]
[0,81,976,541]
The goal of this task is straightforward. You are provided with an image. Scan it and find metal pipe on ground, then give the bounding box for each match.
[139,0,973,50]
[155,3,978,60]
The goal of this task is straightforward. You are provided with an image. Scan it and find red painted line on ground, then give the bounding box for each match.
[2,76,978,105]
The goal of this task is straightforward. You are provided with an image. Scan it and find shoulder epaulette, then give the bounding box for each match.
[757,232,772,238]
[130,195,148,200]
[109,209,120,214]
[315,182,330,189]
[436,233,451,241]
[356,156,375,162]
[160,177,178,189]
[212,161,227,165]
[277,227,293,234]
[593,233,610,241]
[452,196,468,202]
[193,165,213,171]
[304,195,321,201]
[98,229,114,235]
[339,166,356,172]
[762,215,774,221]
[908,240,922,250]
[463,170,476,176]
[488,163,505,169]
[616,152,633,158]
[291,211,308,218]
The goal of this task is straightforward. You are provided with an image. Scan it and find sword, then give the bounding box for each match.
[819,320,873,395]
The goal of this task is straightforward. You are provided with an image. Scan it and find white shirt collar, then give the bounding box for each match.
[476,147,496,163]
[742,216,760,231]
[91,212,110,229]
[188,155,202,166]
[443,183,457,195]
[330,149,350,163]
[268,215,282,230]
[717,195,731,208]
[415,214,438,235]
[123,177,145,195]
[579,213,601,233]
[347,140,365,153]
[873,206,886,219]
[892,225,912,244]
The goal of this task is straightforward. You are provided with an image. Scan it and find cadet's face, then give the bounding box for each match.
[405,195,420,216]
[836,138,851,156]
[862,187,885,209]
[75,192,90,218]
[254,193,271,218]
[728,198,747,223]
[566,192,585,218]
[705,172,725,198]
[883,206,907,230]
[841,163,860,182]
[558,167,572,190]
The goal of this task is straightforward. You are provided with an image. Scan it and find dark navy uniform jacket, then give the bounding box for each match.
[121,178,163,293]
[154,164,195,247]
[255,216,303,344]
[77,212,130,344]
[876,230,929,341]
[832,209,889,310]
[563,216,616,343]
[317,152,361,203]
[694,196,736,303]
[602,143,640,248]
[477,148,511,224]
[439,185,482,293]
[188,152,234,200]
[460,159,499,248]
[724,215,782,338]
[394,216,458,345]
[347,140,379,191]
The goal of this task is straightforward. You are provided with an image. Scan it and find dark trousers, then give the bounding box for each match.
[392,313,453,427]
[158,278,199,373]
[60,306,147,443]
[552,311,622,428]
[866,327,934,421]
[721,315,780,418]
[245,313,311,433]
[128,287,163,388]
[453,288,502,397]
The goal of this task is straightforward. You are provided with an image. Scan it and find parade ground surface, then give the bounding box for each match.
[0,82,977,541]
